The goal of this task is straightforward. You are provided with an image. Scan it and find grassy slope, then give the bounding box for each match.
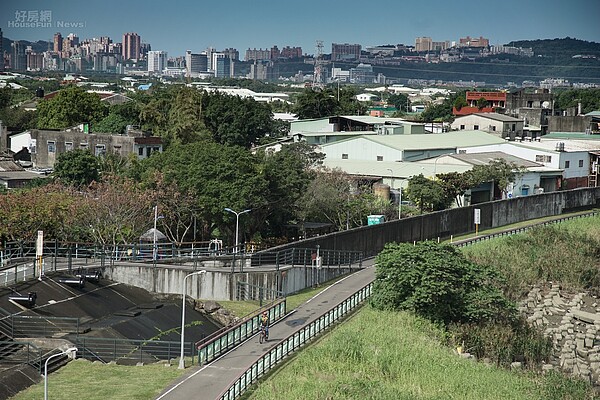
[247,307,546,400]
[11,359,185,400]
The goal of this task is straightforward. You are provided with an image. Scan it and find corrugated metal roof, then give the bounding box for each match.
[447,151,542,168]
[349,130,506,151]
[321,159,472,180]
[516,138,600,152]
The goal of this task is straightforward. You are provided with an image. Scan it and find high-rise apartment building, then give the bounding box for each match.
[185,50,208,77]
[280,46,302,59]
[331,43,361,62]
[213,53,231,78]
[245,48,271,62]
[53,32,63,53]
[148,50,167,74]
[122,32,141,60]
[415,37,432,52]
[459,36,489,48]
[11,41,26,71]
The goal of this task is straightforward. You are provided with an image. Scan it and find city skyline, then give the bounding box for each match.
[2,0,599,58]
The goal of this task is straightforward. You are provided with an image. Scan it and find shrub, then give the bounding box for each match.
[371,241,515,325]
[448,318,552,368]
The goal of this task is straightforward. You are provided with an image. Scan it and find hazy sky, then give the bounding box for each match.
[2,0,599,57]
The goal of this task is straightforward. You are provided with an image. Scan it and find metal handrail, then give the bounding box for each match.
[217,282,373,400]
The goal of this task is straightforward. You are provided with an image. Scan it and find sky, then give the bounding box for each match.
[1,0,599,58]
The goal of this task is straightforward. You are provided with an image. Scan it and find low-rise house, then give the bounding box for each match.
[456,134,600,189]
[2,127,162,169]
[430,151,563,201]
[451,113,525,139]
[0,152,41,189]
[317,130,505,163]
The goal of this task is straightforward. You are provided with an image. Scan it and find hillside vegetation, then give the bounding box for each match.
[247,308,592,400]
[462,214,600,300]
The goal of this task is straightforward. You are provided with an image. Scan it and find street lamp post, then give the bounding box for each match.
[45,347,77,400]
[224,208,251,253]
[179,270,206,369]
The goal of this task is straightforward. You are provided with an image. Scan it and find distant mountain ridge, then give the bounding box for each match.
[507,37,600,58]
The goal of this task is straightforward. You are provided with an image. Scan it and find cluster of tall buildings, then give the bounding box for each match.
[3,29,150,73]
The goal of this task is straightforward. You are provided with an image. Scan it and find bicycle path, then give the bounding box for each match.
[156,259,376,400]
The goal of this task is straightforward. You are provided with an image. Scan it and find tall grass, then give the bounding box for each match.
[246,307,558,400]
[462,214,600,300]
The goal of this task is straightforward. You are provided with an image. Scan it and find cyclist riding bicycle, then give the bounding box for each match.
[260,311,269,340]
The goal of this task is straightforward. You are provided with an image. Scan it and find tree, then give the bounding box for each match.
[0,183,85,242]
[37,85,108,129]
[405,174,452,212]
[201,91,275,148]
[94,113,129,134]
[371,241,514,325]
[477,97,489,110]
[138,141,270,241]
[292,88,339,119]
[77,177,154,247]
[167,86,207,144]
[388,93,410,112]
[53,149,100,187]
[258,142,323,237]
[453,96,468,111]
[469,159,526,199]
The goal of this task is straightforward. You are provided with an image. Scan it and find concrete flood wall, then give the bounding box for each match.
[102,263,359,301]
[264,187,600,257]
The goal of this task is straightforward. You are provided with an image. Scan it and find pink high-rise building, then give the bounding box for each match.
[122,32,141,60]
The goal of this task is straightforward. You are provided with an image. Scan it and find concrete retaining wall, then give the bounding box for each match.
[103,264,359,301]
[265,187,600,257]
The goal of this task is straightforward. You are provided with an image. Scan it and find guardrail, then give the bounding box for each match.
[250,248,363,270]
[0,340,45,373]
[236,282,284,304]
[217,282,373,400]
[76,337,193,365]
[196,299,286,366]
[452,211,598,247]
[8,315,87,338]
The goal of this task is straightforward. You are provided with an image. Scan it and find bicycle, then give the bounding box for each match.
[259,325,269,343]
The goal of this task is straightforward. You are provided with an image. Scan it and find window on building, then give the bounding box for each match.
[458,149,466,154]
[138,147,144,156]
[565,160,570,168]
[527,101,533,107]
[474,125,479,130]
[491,126,496,131]
[460,125,465,130]
[536,154,552,163]
[377,156,383,161]
[95,144,106,156]
[579,160,584,168]
[47,141,56,153]
[342,153,348,159]
[113,145,121,151]
[80,142,88,149]
[512,124,516,131]
[65,142,73,151]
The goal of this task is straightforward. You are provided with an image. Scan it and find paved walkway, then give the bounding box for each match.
[156,259,376,400]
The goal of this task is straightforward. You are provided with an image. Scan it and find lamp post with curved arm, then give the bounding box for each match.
[179,270,206,369]
[224,208,251,253]
[45,347,77,400]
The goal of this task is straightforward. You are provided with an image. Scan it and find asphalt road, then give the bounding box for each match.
[156,259,376,400]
